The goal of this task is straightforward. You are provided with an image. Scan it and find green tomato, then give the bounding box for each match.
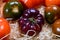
[45,5,60,24]
[3,1,23,20]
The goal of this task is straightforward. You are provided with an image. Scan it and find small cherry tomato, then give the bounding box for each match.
[52,19,60,35]
[0,18,10,39]
[45,5,60,24]
[45,0,60,6]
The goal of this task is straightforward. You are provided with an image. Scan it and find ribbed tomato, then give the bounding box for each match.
[19,8,44,36]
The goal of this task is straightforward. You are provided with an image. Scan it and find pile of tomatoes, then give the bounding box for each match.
[0,0,60,40]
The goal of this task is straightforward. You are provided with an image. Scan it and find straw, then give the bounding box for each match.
[0,34,10,40]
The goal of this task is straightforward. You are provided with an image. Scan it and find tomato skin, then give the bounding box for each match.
[0,18,10,39]
[45,11,54,24]
[18,0,43,9]
[19,8,44,36]
[52,19,60,35]
[3,1,23,20]
[45,5,60,24]
[45,0,60,6]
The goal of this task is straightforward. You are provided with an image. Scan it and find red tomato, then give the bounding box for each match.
[45,0,60,6]
[18,0,43,9]
[0,18,10,39]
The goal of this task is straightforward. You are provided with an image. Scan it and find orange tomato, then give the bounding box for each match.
[52,19,60,35]
[0,18,10,39]
[45,0,60,6]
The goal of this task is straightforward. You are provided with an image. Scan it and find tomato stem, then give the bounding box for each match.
[29,18,35,23]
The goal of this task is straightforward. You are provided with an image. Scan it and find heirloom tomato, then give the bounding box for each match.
[3,1,23,20]
[45,5,60,24]
[19,8,44,36]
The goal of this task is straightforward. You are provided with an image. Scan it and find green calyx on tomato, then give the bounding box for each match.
[3,1,23,20]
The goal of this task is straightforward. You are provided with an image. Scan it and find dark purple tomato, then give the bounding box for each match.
[19,8,44,36]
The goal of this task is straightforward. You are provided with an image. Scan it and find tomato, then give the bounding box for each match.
[45,0,60,6]
[18,0,43,9]
[19,8,44,36]
[0,18,10,39]
[52,19,60,35]
[3,1,23,20]
[45,5,60,24]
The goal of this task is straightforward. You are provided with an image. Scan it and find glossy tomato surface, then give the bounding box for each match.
[0,18,10,39]
[45,5,60,24]
[3,1,23,20]
[45,0,60,6]
[19,8,44,36]
[18,0,44,9]
[52,19,60,35]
